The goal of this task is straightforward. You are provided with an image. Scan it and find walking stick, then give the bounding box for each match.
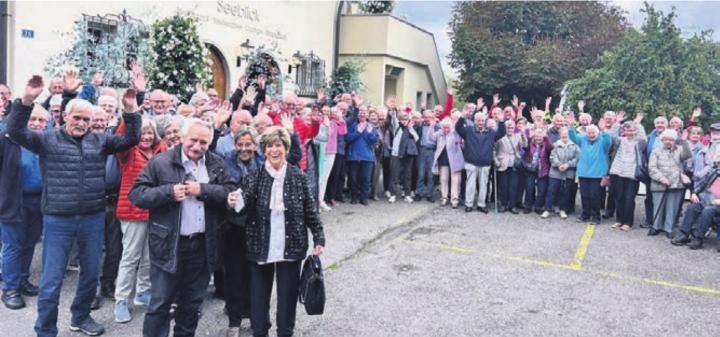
[650,189,669,230]
[493,163,499,213]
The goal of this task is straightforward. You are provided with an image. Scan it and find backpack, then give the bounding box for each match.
[299,255,325,315]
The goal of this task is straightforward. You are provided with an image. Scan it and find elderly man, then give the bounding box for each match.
[130,118,234,337]
[0,105,49,310]
[456,111,506,213]
[214,110,253,158]
[98,95,118,126]
[148,89,168,116]
[7,77,141,336]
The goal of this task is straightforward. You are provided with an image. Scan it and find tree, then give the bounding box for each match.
[565,3,720,128]
[148,15,212,102]
[45,16,153,87]
[449,1,627,111]
[327,61,364,101]
[359,1,395,14]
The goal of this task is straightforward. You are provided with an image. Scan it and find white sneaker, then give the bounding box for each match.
[405,196,414,203]
[388,195,396,203]
[559,211,567,219]
[541,211,550,219]
[385,191,392,198]
[319,202,332,212]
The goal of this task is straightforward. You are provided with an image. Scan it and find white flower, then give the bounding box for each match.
[157,72,165,78]
[168,81,175,87]
[172,70,178,75]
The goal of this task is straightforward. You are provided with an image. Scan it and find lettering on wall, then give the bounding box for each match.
[216,0,260,22]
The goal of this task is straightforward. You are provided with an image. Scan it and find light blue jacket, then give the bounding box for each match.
[569,128,612,178]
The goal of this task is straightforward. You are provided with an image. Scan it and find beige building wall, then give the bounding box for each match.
[339,14,447,110]
[7,1,338,98]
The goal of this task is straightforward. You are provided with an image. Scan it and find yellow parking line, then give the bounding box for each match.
[569,224,595,270]
[399,237,720,296]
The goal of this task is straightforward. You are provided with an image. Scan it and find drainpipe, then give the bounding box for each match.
[332,1,345,71]
[0,1,8,84]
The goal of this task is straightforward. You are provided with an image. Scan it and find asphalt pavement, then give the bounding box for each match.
[1,198,718,337]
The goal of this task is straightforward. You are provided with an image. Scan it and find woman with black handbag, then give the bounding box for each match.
[228,126,326,337]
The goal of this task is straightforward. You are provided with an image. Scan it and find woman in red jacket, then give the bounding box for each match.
[113,118,167,323]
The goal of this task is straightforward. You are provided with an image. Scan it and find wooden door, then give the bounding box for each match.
[208,46,227,101]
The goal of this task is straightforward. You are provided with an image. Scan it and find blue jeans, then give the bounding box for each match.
[415,147,435,198]
[349,160,375,202]
[524,175,548,211]
[545,178,575,212]
[35,212,105,337]
[1,195,42,291]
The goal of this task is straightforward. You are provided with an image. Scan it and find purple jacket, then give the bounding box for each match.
[430,129,465,174]
[522,136,553,178]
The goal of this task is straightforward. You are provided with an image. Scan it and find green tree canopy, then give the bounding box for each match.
[565,3,720,128]
[449,1,627,110]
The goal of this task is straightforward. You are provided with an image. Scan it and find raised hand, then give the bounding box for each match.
[577,100,585,112]
[238,75,247,90]
[63,68,83,91]
[243,86,257,106]
[493,93,500,106]
[511,95,519,108]
[257,74,266,89]
[280,114,294,133]
[23,75,44,106]
[316,87,326,102]
[634,111,644,124]
[122,88,139,113]
[130,62,146,92]
[215,100,232,128]
[617,110,626,122]
[476,97,485,108]
[691,107,702,121]
[91,70,105,86]
[545,96,552,109]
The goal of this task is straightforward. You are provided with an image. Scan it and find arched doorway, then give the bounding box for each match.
[206,44,228,101]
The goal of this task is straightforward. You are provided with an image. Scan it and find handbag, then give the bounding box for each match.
[299,255,325,315]
[634,145,649,182]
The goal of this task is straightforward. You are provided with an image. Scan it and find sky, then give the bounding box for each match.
[395,0,720,79]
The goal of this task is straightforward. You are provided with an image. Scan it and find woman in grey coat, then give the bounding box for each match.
[648,129,691,238]
[543,128,580,219]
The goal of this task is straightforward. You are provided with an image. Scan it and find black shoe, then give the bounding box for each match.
[576,216,590,223]
[69,317,105,336]
[359,200,368,206]
[671,232,690,246]
[477,206,488,214]
[350,199,358,205]
[497,206,507,213]
[688,237,703,250]
[602,213,613,219]
[465,207,473,212]
[591,217,601,225]
[665,232,673,239]
[534,208,543,215]
[99,285,114,300]
[647,228,660,236]
[523,207,532,214]
[90,296,102,310]
[2,289,25,310]
[509,208,519,214]
[427,196,435,203]
[638,222,651,229]
[20,280,39,297]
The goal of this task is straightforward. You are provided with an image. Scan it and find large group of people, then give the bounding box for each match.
[0,62,718,337]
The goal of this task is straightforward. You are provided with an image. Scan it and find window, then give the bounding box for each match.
[295,52,326,97]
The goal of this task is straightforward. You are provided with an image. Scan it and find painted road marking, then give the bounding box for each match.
[398,232,720,296]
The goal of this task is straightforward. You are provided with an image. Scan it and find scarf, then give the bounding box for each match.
[265,161,287,212]
[237,154,258,177]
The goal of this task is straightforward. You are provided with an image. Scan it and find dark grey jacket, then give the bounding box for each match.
[6,99,141,215]
[129,146,235,274]
[241,163,325,263]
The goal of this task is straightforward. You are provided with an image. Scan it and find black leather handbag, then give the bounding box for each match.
[299,255,325,315]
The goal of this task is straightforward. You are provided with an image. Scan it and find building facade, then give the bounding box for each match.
[2,1,446,108]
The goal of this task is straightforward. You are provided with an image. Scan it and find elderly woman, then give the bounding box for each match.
[228,126,325,337]
[569,121,613,225]
[522,127,553,214]
[112,117,166,322]
[494,118,524,213]
[429,116,465,208]
[608,121,647,231]
[648,129,691,237]
[544,128,580,219]
[346,106,380,205]
[156,116,183,148]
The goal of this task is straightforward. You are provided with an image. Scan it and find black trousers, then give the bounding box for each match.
[225,226,251,327]
[644,181,654,225]
[143,237,210,337]
[614,176,640,225]
[603,174,620,216]
[326,154,346,202]
[497,168,521,209]
[250,260,302,337]
[390,156,414,197]
[100,197,122,295]
[382,156,392,192]
[579,178,602,220]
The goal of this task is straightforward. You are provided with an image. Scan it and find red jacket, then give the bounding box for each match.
[268,110,320,170]
[115,120,167,221]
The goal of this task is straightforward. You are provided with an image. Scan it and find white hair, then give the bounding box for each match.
[586,125,599,134]
[660,129,678,140]
[64,98,93,115]
[98,95,117,107]
[49,94,63,107]
[181,118,214,142]
[189,92,209,106]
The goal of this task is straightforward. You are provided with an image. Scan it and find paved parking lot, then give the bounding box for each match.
[1,199,718,336]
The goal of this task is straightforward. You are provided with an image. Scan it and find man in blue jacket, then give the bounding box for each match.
[456,111,506,213]
[0,104,49,310]
[7,76,141,337]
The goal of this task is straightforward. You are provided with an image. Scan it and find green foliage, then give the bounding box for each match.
[358,1,395,14]
[45,17,153,87]
[449,1,627,110]
[327,61,364,101]
[565,3,720,128]
[148,15,213,102]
